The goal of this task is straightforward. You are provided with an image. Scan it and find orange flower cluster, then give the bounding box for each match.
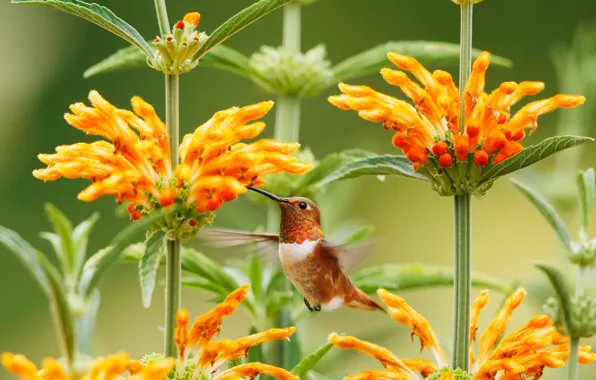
[1,351,175,380]
[173,284,298,380]
[329,51,585,194]
[32,91,311,217]
[328,288,596,380]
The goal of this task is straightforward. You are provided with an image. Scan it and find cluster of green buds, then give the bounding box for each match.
[249,44,334,97]
[427,367,472,380]
[569,238,596,266]
[543,295,596,338]
[149,13,208,74]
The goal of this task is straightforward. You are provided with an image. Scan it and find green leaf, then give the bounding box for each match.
[283,310,301,370]
[80,209,166,297]
[342,225,375,245]
[76,290,100,355]
[181,248,241,296]
[71,212,99,279]
[332,41,513,83]
[247,326,265,363]
[314,154,428,189]
[0,226,50,295]
[248,257,263,301]
[139,231,166,308]
[352,263,514,295]
[195,0,291,60]
[510,178,572,250]
[181,276,231,296]
[578,168,596,233]
[36,252,75,364]
[83,45,147,78]
[534,263,574,334]
[201,45,256,79]
[12,0,153,56]
[478,136,594,186]
[291,342,333,378]
[43,204,74,274]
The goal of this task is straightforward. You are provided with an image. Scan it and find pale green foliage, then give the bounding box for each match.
[544,295,596,339]
[249,45,334,96]
[427,367,473,380]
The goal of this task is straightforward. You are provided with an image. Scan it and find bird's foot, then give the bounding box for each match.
[304,298,313,311]
[313,304,321,311]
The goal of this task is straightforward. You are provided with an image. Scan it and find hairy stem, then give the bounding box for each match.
[568,265,586,380]
[153,0,171,36]
[453,194,471,370]
[165,239,181,357]
[268,2,303,370]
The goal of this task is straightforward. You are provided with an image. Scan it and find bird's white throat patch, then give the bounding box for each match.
[279,240,318,264]
[321,296,344,312]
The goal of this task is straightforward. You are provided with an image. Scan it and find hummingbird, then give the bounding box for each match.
[201,186,384,313]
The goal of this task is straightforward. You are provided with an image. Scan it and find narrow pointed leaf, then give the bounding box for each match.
[12,0,152,56]
[332,41,512,83]
[478,136,594,186]
[81,209,166,297]
[535,263,574,334]
[315,154,428,189]
[36,252,75,364]
[71,212,99,279]
[195,0,291,59]
[76,290,100,355]
[84,45,147,78]
[181,248,240,294]
[43,204,74,274]
[510,178,572,250]
[342,225,375,245]
[247,326,265,363]
[291,342,333,377]
[201,45,256,78]
[578,168,596,232]
[0,226,50,295]
[352,263,514,295]
[139,231,166,308]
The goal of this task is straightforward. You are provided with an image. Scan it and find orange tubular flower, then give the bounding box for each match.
[32,91,311,240]
[1,351,175,380]
[329,51,587,197]
[173,284,298,380]
[328,288,596,379]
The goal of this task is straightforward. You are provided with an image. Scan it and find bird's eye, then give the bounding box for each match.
[298,201,308,210]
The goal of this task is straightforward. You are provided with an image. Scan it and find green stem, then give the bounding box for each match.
[458,3,473,131]
[166,75,180,164]
[453,194,471,370]
[153,0,171,36]
[568,265,586,380]
[165,239,181,357]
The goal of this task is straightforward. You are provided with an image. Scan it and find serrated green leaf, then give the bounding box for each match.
[12,0,152,56]
[83,45,147,78]
[43,204,74,274]
[71,212,99,279]
[247,326,265,363]
[478,136,594,186]
[195,0,291,60]
[314,154,428,189]
[510,178,572,251]
[332,41,512,83]
[578,168,596,233]
[80,209,166,297]
[36,252,75,364]
[0,226,50,295]
[139,231,166,308]
[291,342,333,377]
[534,263,574,335]
[352,263,514,295]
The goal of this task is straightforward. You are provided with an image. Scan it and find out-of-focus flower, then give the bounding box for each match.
[329,51,585,196]
[32,91,311,240]
[1,351,175,380]
[173,284,298,380]
[328,288,596,379]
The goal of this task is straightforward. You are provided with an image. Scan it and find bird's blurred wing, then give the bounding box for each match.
[197,227,280,265]
[320,240,378,273]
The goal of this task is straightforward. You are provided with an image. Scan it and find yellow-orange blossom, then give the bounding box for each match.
[329,51,584,171]
[32,91,311,216]
[329,288,596,379]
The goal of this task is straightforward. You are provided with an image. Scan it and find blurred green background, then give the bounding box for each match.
[1,0,596,378]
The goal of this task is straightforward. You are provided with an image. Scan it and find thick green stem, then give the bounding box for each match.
[457,4,473,128]
[153,0,170,36]
[166,75,180,164]
[165,240,181,357]
[453,194,471,370]
[568,265,586,380]
[283,2,301,53]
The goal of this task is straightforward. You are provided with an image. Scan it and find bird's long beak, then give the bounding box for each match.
[248,187,288,203]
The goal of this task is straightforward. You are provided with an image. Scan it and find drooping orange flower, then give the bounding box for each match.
[173,284,298,380]
[33,91,311,219]
[1,351,175,380]
[328,288,596,379]
[329,51,586,196]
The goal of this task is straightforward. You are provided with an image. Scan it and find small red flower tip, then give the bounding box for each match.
[432,141,449,156]
[392,133,409,149]
[166,36,173,42]
[183,12,201,26]
[502,129,512,140]
[493,141,523,164]
[154,38,161,44]
[175,21,185,30]
[474,150,489,167]
[483,134,507,155]
[439,153,453,168]
[406,148,428,164]
[466,123,480,138]
[130,210,141,220]
[159,188,176,207]
[412,163,420,171]
[188,219,196,227]
[127,204,135,213]
[454,135,469,162]
[511,129,526,141]
[496,111,508,124]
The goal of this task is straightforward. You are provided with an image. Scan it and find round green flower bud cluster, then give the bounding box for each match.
[569,239,596,266]
[249,45,334,97]
[427,367,473,380]
[543,295,596,338]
